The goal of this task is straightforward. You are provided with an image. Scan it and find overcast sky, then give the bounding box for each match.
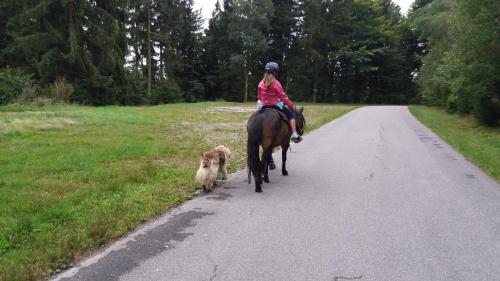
[194,0,414,28]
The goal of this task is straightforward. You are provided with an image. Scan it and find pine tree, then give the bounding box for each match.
[203,0,273,102]
[0,1,23,68]
[232,0,274,102]
[170,0,203,101]
[266,0,299,92]
[300,0,330,102]
[147,0,152,99]
[2,0,128,104]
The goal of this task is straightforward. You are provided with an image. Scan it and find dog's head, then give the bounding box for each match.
[201,151,217,168]
[201,157,210,168]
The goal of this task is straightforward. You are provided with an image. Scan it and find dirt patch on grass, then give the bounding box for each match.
[0,117,76,135]
[0,111,55,116]
[203,106,256,113]
[0,111,76,135]
[177,121,246,131]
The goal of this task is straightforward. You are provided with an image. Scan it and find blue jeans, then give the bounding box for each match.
[261,105,296,120]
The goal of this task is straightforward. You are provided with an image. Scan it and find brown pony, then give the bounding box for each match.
[247,107,305,192]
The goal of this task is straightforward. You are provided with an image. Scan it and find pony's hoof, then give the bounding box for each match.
[282,170,288,176]
[263,176,270,183]
[255,187,262,193]
[269,162,276,170]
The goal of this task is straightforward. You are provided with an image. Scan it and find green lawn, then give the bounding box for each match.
[410,105,500,182]
[0,102,357,281]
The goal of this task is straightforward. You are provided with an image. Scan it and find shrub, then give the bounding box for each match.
[0,68,32,105]
[16,80,43,104]
[152,80,183,104]
[446,94,458,114]
[50,77,74,103]
[455,92,473,114]
[122,70,148,105]
[182,80,205,103]
[473,92,500,126]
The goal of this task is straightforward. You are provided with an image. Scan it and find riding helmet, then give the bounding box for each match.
[265,62,279,74]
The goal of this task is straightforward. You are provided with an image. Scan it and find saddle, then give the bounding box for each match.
[259,105,289,121]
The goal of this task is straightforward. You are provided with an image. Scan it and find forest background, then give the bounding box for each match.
[0,0,498,124]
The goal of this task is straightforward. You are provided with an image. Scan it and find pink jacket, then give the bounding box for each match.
[257,79,294,109]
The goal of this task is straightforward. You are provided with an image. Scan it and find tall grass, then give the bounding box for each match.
[49,77,73,103]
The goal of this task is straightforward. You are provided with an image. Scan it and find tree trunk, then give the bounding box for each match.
[146,0,152,100]
[244,55,248,103]
[159,44,163,79]
[285,67,290,92]
[312,66,318,103]
[312,79,318,103]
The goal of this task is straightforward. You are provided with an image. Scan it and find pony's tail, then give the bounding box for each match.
[247,118,262,185]
[247,165,252,184]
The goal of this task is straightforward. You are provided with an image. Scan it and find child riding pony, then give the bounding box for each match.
[258,62,302,143]
[247,62,305,192]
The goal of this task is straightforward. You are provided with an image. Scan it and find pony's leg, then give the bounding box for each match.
[263,163,270,183]
[268,155,276,170]
[253,165,263,192]
[254,155,263,192]
[281,144,289,176]
[264,151,275,170]
[260,155,269,183]
[254,167,263,192]
[252,163,263,192]
[255,179,263,192]
[252,150,263,192]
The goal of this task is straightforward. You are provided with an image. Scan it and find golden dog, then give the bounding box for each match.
[195,145,231,192]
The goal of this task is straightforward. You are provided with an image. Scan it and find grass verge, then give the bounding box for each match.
[410,105,500,182]
[0,102,357,281]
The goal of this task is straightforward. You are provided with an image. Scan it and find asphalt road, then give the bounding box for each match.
[53,106,500,281]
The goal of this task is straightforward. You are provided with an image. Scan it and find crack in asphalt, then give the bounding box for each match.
[333,274,364,281]
[207,255,218,281]
[206,192,233,201]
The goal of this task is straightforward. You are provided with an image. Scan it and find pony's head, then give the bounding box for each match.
[295,107,305,136]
